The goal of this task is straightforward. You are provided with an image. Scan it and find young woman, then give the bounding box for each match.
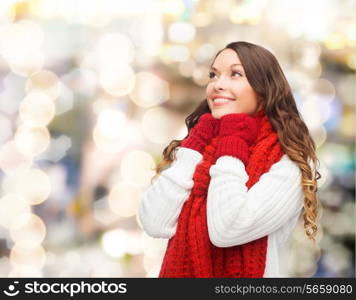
[138,41,321,278]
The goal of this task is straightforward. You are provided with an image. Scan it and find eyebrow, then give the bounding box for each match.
[210,64,242,71]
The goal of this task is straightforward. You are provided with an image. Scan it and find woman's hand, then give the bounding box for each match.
[218,113,258,146]
[180,113,220,154]
[214,113,258,166]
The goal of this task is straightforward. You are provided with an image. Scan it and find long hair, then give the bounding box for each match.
[151,41,321,244]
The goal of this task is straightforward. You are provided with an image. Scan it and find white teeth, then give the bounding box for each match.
[213,98,233,103]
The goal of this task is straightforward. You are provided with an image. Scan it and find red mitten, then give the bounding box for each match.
[180,113,220,154]
[215,113,258,166]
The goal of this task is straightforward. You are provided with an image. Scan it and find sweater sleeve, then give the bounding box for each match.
[207,154,304,247]
[138,147,202,239]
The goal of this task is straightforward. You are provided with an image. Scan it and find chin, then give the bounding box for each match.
[211,110,224,119]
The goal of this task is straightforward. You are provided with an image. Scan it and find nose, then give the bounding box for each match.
[214,74,228,91]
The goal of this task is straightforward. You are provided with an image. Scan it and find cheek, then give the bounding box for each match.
[206,84,213,96]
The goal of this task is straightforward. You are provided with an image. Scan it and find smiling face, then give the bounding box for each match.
[206,48,261,119]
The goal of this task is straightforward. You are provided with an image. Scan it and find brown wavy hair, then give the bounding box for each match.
[151,41,321,244]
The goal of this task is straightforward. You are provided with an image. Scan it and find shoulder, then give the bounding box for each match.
[269,154,301,174]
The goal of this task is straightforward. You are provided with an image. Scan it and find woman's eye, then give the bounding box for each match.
[208,72,216,79]
[232,71,242,77]
[208,71,242,79]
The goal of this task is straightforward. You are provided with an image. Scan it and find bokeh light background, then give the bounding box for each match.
[0,0,355,278]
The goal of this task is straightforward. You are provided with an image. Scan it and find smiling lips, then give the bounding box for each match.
[212,97,236,107]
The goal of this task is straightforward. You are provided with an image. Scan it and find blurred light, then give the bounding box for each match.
[75,0,113,27]
[161,0,185,17]
[61,68,98,97]
[129,72,170,108]
[337,74,355,106]
[0,141,33,175]
[131,49,155,68]
[100,0,156,15]
[161,44,190,63]
[322,208,354,236]
[191,11,212,27]
[325,33,349,50]
[265,0,335,41]
[99,64,136,97]
[346,22,356,47]
[323,244,353,275]
[0,1,15,25]
[168,22,196,44]
[93,196,121,226]
[26,70,61,100]
[8,51,45,77]
[10,213,46,248]
[101,229,128,258]
[141,232,168,258]
[229,2,263,24]
[0,113,12,144]
[10,244,46,269]
[92,126,125,153]
[310,125,327,148]
[0,20,44,59]
[318,143,351,176]
[286,223,320,277]
[339,110,355,139]
[177,125,188,140]
[141,107,178,144]
[93,109,130,153]
[0,72,25,115]
[19,92,55,127]
[311,78,336,103]
[195,43,216,63]
[96,33,135,67]
[135,206,143,230]
[205,0,234,18]
[178,58,197,77]
[108,181,142,217]
[38,135,72,163]
[14,126,50,157]
[91,95,117,114]
[125,231,143,255]
[90,261,123,277]
[97,109,126,139]
[192,65,209,86]
[298,42,322,69]
[143,254,161,275]
[64,251,82,266]
[8,267,43,277]
[145,263,161,277]
[55,83,74,115]
[316,159,333,190]
[79,51,97,70]
[346,53,356,70]
[15,169,51,205]
[0,20,45,76]
[128,10,163,57]
[300,95,331,130]
[120,150,156,187]
[28,0,57,19]
[0,194,31,228]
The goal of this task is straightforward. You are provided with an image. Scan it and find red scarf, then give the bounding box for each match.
[159,109,284,277]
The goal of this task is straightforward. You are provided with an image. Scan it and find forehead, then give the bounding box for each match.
[211,48,242,70]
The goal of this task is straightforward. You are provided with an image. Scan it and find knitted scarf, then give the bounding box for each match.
[158,109,284,277]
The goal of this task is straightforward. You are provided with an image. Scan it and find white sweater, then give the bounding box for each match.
[138,147,304,277]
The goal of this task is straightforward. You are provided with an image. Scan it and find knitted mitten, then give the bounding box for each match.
[180,113,220,154]
[215,113,258,166]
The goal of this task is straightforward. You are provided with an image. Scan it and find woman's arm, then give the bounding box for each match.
[138,147,202,239]
[207,154,304,247]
